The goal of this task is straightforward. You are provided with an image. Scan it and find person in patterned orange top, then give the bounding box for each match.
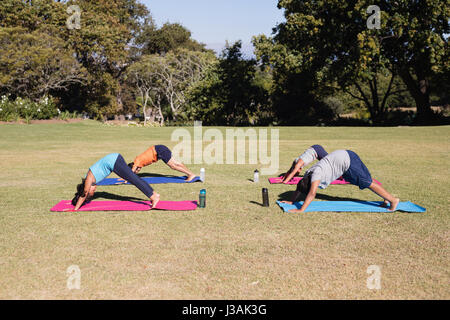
[129,145,197,182]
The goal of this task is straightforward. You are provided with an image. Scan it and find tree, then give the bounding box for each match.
[379,1,449,121]
[126,55,165,125]
[127,48,216,125]
[253,34,335,125]
[188,41,271,125]
[0,27,87,100]
[341,71,409,123]
[161,49,216,121]
[254,0,449,123]
[0,0,154,118]
[62,0,152,117]
[136,22,209,55]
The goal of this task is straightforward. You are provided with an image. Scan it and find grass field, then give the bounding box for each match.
[0,121,448,299]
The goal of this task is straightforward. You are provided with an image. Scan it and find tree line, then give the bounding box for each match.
[0,0,448,125]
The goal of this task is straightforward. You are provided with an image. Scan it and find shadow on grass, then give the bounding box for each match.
[277,191,363,202]
[249,200,264,207]
[137,172,181,178]
[93,191,145,202]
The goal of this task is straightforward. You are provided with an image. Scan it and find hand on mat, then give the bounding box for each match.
[149,192,160,209]
[281,175,295,184]
[116,178,127,184]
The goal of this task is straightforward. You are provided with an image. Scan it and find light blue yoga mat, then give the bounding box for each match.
[276,200,426,213]
[96,176,201,186]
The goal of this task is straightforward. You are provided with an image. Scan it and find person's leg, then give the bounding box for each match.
[113,155,160,206]
[167,158,196,181]
[155,145,196,181]
[368,182,399,211]
[344,151,399,211]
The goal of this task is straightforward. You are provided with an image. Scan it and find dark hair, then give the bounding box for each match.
[128,162,134,169]
[296,173,312,195]
[71,178,87,206]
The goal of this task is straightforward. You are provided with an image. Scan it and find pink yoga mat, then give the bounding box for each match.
[50,200,197,212]
[268,176,381,185]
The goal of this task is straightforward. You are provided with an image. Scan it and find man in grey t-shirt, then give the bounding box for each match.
[281,150,400,212]
[308,150,350,189]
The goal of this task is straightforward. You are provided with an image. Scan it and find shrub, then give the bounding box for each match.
[0,95,58,121]
[322,96,345,117]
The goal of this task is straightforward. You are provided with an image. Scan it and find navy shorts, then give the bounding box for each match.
[311,145,328,160]
[342,150,373,189]
[155,145,172,164]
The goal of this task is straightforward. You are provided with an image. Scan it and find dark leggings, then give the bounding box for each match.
[113,154,154,198]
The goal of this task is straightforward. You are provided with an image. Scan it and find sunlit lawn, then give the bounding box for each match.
[0,121,448,299]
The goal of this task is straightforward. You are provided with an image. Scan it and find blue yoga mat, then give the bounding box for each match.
[96,176,201,186]
[276,200,426,213]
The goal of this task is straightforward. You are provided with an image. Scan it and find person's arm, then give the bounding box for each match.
[289,180,320,213]
[282,159,304,183]
[74,171,95,211]
[279,161,295,178]
[132,163,142,174]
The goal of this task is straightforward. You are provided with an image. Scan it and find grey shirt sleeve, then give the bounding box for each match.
[295,147,318,167]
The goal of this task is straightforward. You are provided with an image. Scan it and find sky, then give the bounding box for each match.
[140,0,285,57]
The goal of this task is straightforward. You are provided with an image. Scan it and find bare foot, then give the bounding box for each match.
[185,174,197,182]
[388,197,400,211]
[150,192,160,209]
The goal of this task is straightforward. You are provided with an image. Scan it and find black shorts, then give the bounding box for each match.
[155,145,172,164]
[342,150,373,190]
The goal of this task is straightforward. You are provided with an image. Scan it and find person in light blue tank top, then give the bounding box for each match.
[89,153,120,183]
[72,153,160,211]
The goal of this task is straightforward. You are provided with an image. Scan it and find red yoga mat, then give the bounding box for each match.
[50,200,197,212]
[268,176,382,185]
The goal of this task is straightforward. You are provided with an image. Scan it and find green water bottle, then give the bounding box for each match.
[199,189,206,208]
